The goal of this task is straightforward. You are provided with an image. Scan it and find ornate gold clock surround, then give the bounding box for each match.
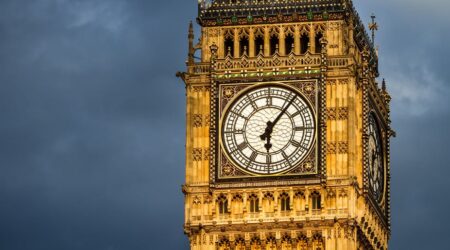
[211,79,325,184]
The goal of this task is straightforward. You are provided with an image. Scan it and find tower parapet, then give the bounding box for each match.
[197,0,378,73]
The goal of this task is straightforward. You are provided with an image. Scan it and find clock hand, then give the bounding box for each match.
[264,130,272,152]
[271,95,297,127]
[260,95,297,141]
[260,95,297,152]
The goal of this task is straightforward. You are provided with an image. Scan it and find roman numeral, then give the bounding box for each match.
[246,95,258,110]
[295,126,313,131]
[231,111,249,120]
[281,151,292,167]
[237,142,248,151]
[266,154,272,164]
[249,151,258,161]
[291,106,309,117]
[291,140,308,150]
[295,126,305,131]
[225,130,244,134]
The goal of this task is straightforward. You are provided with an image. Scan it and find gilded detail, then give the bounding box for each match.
[192,148,203,162]
[193,114,203,128]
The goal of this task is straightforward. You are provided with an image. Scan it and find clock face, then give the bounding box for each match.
[221,85,315,175]
[368,113,385,203]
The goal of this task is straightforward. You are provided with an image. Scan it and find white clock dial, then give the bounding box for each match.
[221,85,315,175]
[368,113,385,203]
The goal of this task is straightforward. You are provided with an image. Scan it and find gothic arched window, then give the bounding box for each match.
[255,34,264,56]
[224,30,234,57]
[311,191,321,210]
[240,36,249,57]
[248,194,259,213]
[285,33,295,54]
[280,193,290,211]
[217,195,229,214]
[300,33,309,54]
[270,34,279,55]
[315,32,323,53]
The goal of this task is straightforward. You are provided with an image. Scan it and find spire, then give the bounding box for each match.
[369,13,378,45]
[381,78,392,104]
[188,21,195,64]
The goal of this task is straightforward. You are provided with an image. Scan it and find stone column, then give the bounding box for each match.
[264,27,270,57]
[279,26,285,56]
[294,25,300,55]
[310,25,315,53]
[234,28,240,58]
[249,28,255,57]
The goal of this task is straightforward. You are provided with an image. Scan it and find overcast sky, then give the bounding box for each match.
[0,1,449,249]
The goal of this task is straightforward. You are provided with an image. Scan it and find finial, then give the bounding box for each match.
[258,45,263,56]
[188,21,195,64]
[189,20,193,33]
[210,42,218,61]
[369,13,378,45]
[381,78,391,104]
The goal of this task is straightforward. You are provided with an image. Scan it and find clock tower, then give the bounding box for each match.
[178,0,393,249]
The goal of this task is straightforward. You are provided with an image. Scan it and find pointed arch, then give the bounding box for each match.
[269,27,279,55]
[279,192,291,211]
[254,28,265,56]
[315,31,324,53]
[311,191,322,210]
[248,194,259,213]
[224,29,234,57]
[239,29,250,57]
[217,194,229,214]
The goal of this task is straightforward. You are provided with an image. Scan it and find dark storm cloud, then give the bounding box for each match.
[0,0,193,249]
[0,0,448,249]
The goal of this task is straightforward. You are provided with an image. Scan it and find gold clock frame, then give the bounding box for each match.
[213,80,322,183]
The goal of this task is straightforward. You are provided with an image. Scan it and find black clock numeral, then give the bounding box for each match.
[237,142,248,151]
[291,140,308,150]
[225,130,244,134]
[246,95,258,110]
[281,151,292,167]
[291,111,300,117]
[266,154,272,164]
[295,126,305,131]
[230,111,249,120]
[295,126,313,131]
[266,97,272,106]
[249,151,258,162]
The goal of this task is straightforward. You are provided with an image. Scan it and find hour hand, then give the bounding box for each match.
[260,121,273,152]
[260,121,273,141]
[264,140,272,152]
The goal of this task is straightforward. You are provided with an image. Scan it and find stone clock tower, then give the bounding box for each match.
[177,0,393,249]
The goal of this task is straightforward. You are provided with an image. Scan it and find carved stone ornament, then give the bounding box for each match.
[193,148,203,161]
[193,114,203,127]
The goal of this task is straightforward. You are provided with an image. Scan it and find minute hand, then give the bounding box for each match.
[272,95,297,127]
